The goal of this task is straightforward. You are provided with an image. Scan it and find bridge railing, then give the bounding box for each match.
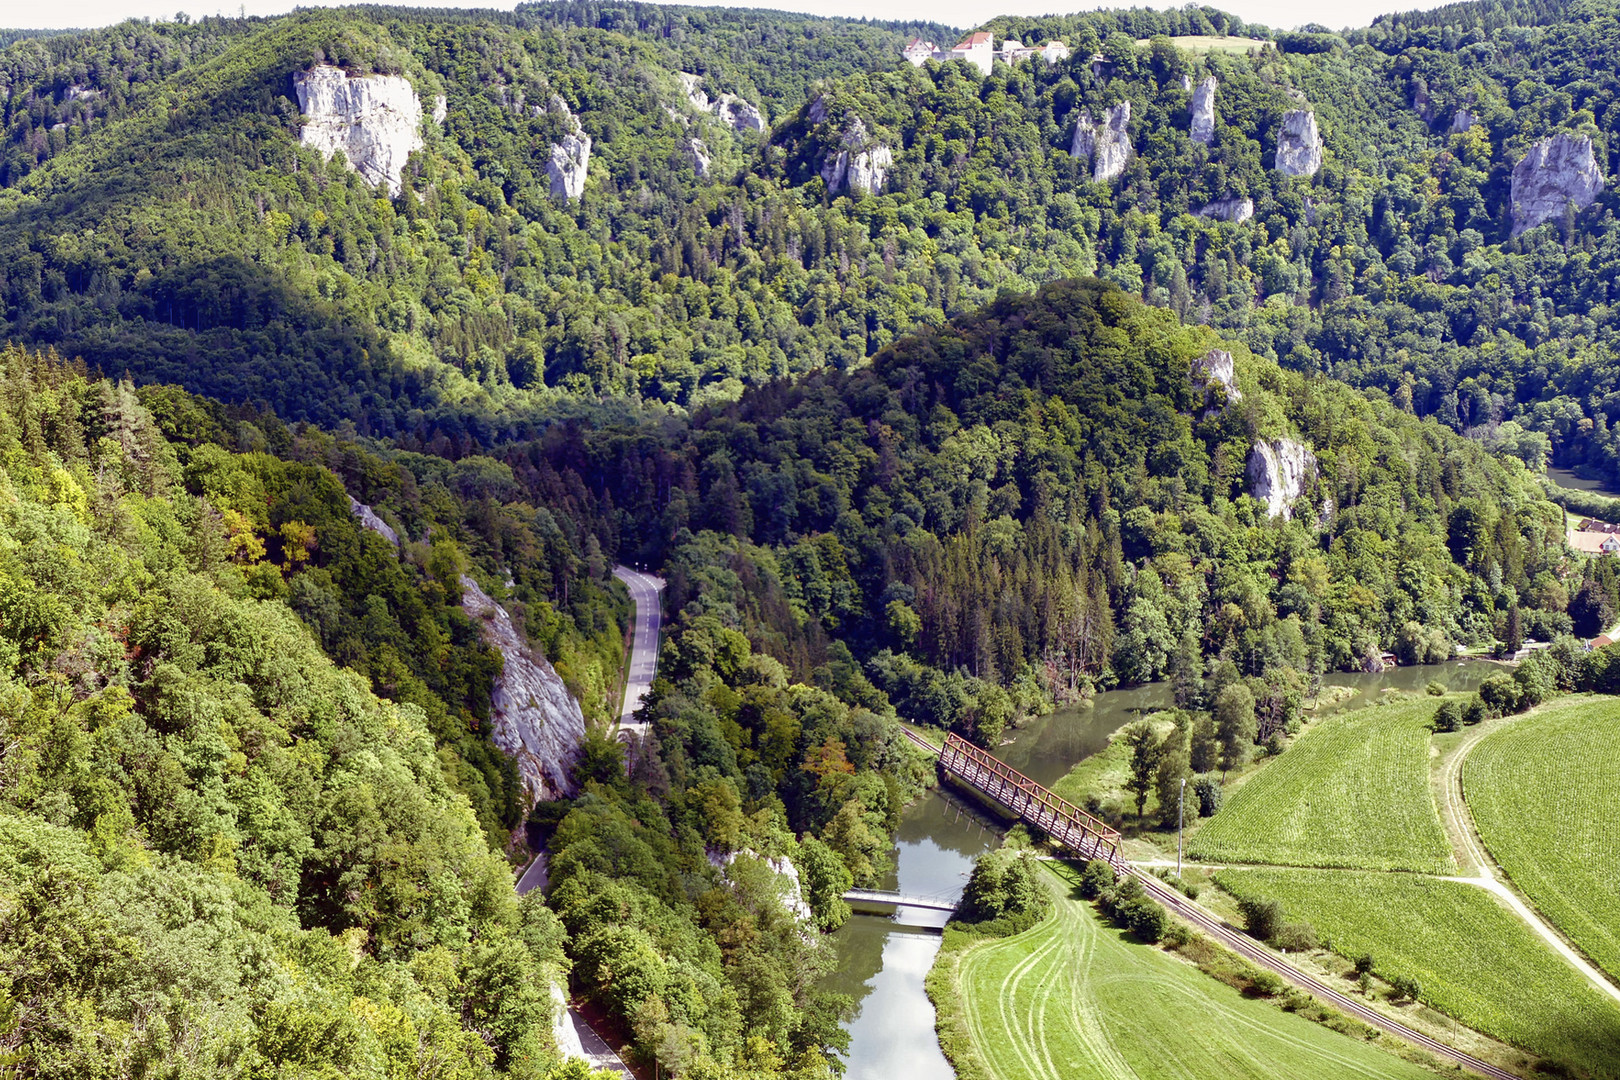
[939,732,1122,865]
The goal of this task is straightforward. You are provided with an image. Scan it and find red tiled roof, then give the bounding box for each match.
[955,31,993,48]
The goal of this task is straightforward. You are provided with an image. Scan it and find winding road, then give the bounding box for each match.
[612,565,665,740]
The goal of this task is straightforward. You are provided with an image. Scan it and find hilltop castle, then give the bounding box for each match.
[904,32,1070,76]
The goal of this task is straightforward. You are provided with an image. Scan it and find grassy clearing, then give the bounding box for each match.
[1216,867,1620,1078]
[936,863,1441,1080]
[1468,695,1620,982]
[1190,698,1455,873]
[1134,34,1270,52]
[1049,715,1177,821]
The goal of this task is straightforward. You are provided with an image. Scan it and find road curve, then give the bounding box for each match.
[612,565,665,739]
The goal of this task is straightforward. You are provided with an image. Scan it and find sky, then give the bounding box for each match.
[4,0,1418,34]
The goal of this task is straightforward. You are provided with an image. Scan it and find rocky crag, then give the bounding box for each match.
[546,94,591,201]
[820,116,893,196]
[1246,439,1316,519]
[293,65,423,196]
[678,71,765,133]
[1071,103,1131,182]
[1510,132,1604,236]
[1190,76,1218,145]
[460,575,585,805]
[1275,110,1323,177]
[1190,348,1242,413]
[344,497,586,807]
[1196,195,1253,223]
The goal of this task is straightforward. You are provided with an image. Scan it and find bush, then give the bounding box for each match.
[1462,697,1488,725]
[1389,973,1423,1002]
[1479,673,1522,715]
[1354,952,1375,976]
[956,849,1048,925]
[1078,859,1116,900]
[1248,970,1286,997]
[1192,775,1222,817]
[1273,920,1318,952]
[1237,895,1285,942]
[1425,680,1448,697]
[1432,700,1462,733]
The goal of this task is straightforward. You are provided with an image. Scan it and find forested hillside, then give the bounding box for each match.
[3,0,1620,482]
[0,348,577,1078]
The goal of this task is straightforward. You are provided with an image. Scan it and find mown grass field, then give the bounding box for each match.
[1190,699,1456,873]
[1467,695,1620,982]
[943,864,1441,1080]
[1217,867,1620,1078]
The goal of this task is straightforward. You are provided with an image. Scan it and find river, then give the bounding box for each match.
[1547,465,1620,499]
[825,660,1497,1079]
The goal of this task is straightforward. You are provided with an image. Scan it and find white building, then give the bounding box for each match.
[903,33,1070,76]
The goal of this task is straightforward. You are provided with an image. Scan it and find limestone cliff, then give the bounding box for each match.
[1092,102,1131,182]
[1190,76,1217,145]
[678,72,765,133]
[1190,348,1242,411]
[1246,439,1316,520]
[545,94,591,201]
[293,65,423,196]
[460,575,585,805]
[343,498,587,808]
[1450,108,1473,134]
[1195,195,1253,223]
[1069,110,1096,163]
[687,137,711,179]
[1275,110,1323,177]
[1510,132,1604,236]
[820,117,893,196]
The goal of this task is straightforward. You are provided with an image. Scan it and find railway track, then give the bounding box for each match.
[905,721,1523,1080]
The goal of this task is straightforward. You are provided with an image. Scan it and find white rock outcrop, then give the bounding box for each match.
[347,496,399,548]
[1070,110,1096,163]
[460,575,585,805]
[1190,76,1218,145]
[808,94,829,125]
[1450,108,1473,134]
[678,71,765,133]
[1092,102,1131,182]
[820,117,893,196]
[545,94,591,201]
[688,137,711,179]
[1195,195,1253,223]
[294,65,424,196]
[1246,439,1316,519]
[1275,109,1323,177]
[1190,348,1242,410]
[1510,132,1605,236]
[432,94,447,124]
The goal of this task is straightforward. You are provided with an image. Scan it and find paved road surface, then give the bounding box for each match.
[613,565,665,739]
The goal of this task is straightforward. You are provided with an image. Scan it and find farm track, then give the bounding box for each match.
[1437,715,1620,1007]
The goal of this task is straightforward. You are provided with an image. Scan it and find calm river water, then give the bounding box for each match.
[824,659,1497,1079]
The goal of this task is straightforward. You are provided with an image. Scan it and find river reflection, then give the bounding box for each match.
[827,660,1496,1077]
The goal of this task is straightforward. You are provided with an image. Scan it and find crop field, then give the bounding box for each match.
[948,864,1440,1080]
[1190,699,1456,872]
[1216,867,1620,1077]
[1467,696,1620,982]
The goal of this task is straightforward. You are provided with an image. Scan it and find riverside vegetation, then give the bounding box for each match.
[4,0,1620,1075]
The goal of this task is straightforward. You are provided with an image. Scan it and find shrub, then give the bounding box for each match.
[1462,697,1488,725]
[1237,895,1285,942]
[1432,700,1462,733]
[1192,775,1222,817]
[956,849,1048,925]
[1479,673,1522,715]
[1078,859,1116,900]
[1389,973,1423,1002]
[1274,920,1318,952]
[1426,680,1448,697]
[1248,970,1285,997]
[1354,952,1375,976]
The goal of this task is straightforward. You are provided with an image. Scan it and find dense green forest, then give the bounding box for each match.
[4,0,1620,483]
[7,0,1620,1074]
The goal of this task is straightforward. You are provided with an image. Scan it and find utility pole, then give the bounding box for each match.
[1177,776,1187,878]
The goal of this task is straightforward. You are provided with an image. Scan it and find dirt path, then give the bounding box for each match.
[1434,716,1620,1007]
